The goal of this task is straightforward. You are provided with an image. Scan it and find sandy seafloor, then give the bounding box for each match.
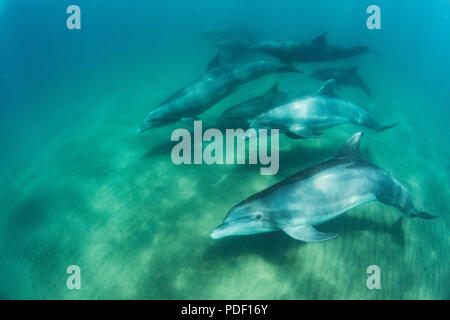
[0,36,449,300]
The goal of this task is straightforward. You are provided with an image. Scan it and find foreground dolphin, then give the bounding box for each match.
[252,32,370,65]
[211,132,437,242]
[218,82,307,127]
[139,54,300,132]
[248,79,398,139]
[310,65,373,97]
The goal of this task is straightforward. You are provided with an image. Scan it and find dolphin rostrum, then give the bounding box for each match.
[139,54,301,132]
[310,65,373,97]
[251,32,370,65]
[211,132,437,242]
[248,79,398,139]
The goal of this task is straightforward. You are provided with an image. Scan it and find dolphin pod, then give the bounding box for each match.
[211,132,437,242]
[139,54,300,132]
[248,79,399,139]
[139,30,436,243]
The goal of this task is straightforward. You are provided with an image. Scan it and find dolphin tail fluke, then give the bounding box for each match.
[378,121,401,132]
[411,211,438,220]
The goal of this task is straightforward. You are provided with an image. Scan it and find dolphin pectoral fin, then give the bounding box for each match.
[278,57,293,67]
[277,61,302,73]
[318,79,337,96]
[281,225,337,242]
[378,121,401,132]
[287,126,322,139]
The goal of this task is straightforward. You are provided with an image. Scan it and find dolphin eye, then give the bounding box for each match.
[255,213,263,220]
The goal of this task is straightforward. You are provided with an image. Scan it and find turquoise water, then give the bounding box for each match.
[0,1,449,299]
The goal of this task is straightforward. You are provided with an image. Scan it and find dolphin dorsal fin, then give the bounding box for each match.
[312,32,328,46]
[348,65,358,73]
[318,79,337,96]
[267,82,280,94]
[336,132,364,160]
[207,53,221,71]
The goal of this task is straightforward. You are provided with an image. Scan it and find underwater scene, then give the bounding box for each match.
[0,0,449,300]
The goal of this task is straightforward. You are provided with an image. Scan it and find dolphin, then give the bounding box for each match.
[251,32,370,65]
[247,79,398,139]
[310,65,373,97]
[211,132,437,242]
[218,82,307,127]
[139,54,301,132]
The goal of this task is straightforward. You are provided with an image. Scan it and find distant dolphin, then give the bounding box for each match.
[248,79,398,139]
[310,65,373,97]
[218,82,307,127]
[211,132,437,242]
[251,32,370,65]
[139,54,301,132]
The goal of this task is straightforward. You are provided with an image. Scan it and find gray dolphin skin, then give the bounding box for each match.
[310,65,373,97]
[211,132,437,242]
[219,82,306,126]
[252,32,370,64]
[139,54,301,132]
[248,79,398,139]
